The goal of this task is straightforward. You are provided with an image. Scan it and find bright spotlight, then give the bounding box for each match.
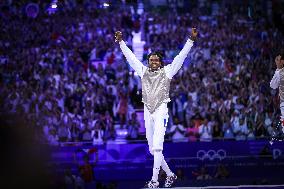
[103,3,109,7]
[51,4,57,9]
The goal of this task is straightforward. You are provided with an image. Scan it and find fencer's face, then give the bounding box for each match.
[149,55,161,71]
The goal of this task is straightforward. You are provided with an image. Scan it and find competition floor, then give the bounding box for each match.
[142,185,284,189]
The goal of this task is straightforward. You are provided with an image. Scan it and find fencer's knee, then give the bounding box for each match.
[150,149,162,155]
[153,149,162,153]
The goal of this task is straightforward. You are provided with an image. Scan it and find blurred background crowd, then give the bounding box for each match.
[1,0,284,146]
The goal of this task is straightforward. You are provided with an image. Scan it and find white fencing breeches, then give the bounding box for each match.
[144,103,168,153]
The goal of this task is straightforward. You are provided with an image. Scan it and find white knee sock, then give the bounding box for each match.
[161,154,173,176]
[152,150,163,182]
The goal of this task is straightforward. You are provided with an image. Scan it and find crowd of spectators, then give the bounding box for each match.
[143,5,284,142]
[1,0,284,146]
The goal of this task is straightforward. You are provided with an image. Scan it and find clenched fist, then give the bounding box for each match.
[115,31,122,43]
[190,28,198,41]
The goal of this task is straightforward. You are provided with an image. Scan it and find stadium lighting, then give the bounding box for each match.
[103,3,109,7]
[51,4,57,9]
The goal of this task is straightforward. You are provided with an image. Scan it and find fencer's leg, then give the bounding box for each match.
[151,104,167,181]
[153,104,174,176]
[152,149,163,182]
[280,102,284,132]
[160,107,174,176]
[144,106,154,155]
[161,154,174,176]
[147,134,171,172]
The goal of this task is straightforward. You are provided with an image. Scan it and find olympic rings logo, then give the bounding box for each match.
[196,149,227,161]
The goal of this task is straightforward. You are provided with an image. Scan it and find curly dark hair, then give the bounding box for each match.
[147,51,164,67]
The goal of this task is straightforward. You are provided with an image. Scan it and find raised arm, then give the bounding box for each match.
[164,28,197,79]
[115,31,146,78]
[270,70,280,89]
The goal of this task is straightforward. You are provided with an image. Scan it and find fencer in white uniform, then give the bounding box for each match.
[270,54,284,133]
[115,29,197,188]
